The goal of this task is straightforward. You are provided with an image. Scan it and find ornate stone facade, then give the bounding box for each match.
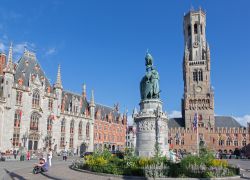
[0,47,126,154]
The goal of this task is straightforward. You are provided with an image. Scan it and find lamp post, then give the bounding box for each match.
[22,131,28,149]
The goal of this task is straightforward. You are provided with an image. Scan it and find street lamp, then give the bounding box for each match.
[22,131,28,149]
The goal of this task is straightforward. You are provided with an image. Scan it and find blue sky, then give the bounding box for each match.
[0,0,249,125]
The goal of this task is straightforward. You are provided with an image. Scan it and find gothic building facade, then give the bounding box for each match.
[168,8,249,154]
[0,47,127,154]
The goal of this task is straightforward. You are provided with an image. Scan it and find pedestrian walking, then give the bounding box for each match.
[13,149,17,159]
[47,148,52,166]
[27,151,30,160]
[62,150,67,161]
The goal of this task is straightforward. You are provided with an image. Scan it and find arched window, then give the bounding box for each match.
[47,118,53,132]
[30,113,40,131]
[193,70,198,82]
[198,70,203,81]
[78,121,82,139]
[61,119,66,133]
[200,24,203,34]
[194,24,198,34]
[70,120,74,134]
[234,140,238,146]
[14,110,21,128]
[188,25,191,36]
[32,90,40,108]
[242,139,247,146]
[226,138,231,146]
[86,122,90,138]
[181,139,185,145]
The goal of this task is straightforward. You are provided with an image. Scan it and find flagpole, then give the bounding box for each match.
[196,102,199,156]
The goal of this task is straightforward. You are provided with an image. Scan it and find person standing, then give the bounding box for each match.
[62,150,67,161]
[13,150,17,159]
[47,148,52,166]
[27,151,30,160]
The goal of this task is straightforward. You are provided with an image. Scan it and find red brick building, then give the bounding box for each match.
[94,104,127,151]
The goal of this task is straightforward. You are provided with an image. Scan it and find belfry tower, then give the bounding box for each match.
[182,8,215,129]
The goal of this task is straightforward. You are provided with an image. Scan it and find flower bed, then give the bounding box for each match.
[72,149,240,178]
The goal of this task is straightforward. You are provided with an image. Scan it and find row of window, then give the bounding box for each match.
[193,70,203,82]
[187,23,203,36]
[16,90,54,111]
[94,124,124,133]
[94,132,124,142]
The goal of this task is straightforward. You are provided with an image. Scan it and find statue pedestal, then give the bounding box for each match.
[134,99,169,157]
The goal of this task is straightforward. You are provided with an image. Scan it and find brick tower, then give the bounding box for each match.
[182,8,215,129]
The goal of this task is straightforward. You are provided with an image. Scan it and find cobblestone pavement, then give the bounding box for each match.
[1,158,249,180]
[227,159,250,179]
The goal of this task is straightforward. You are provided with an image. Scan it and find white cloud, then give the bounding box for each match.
[14,42,27,54]
[234,115,250,127]
[168,110,182,118]
[46,48,56,55]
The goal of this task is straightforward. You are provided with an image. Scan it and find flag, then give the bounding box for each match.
[193,113,198,129]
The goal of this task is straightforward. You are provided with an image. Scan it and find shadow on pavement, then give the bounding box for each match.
[40,172,63,180]
[4,169,26,180]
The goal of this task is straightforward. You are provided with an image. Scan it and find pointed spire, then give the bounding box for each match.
[90,89,95,105]
[82,83,86,98]
[55,64,63,89]
[4,42,14,74]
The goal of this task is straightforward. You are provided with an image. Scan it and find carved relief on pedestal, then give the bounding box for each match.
[138,120,156,131]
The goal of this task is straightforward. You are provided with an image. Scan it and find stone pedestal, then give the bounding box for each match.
[134,99,169,157]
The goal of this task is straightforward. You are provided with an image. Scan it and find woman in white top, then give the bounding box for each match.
[47,148,53,167]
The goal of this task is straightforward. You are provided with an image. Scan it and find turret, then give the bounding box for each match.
[3,43,15,108]
[89,89,95,120]
[82,83,86,99]
[54,64,63,116]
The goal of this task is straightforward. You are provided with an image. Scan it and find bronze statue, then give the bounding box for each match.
[140,53,160,100]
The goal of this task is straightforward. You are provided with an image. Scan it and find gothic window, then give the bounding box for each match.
[175,139,180,145]
[30,112,39,131]
[86,122,90,138]
[198,70,203,81]
[78,121,82,139]
[61,119,66,133]
[16,91,22,105]
[47,118,53,132]
[218,139,224,146]
[12,131,20,147]
[200,24,203,34]
[181,139,185,145]
[242,139,246,146]
[32,90,40,108]
[188,25,191,36]
[70,120,74,134]
[234,140,238,146]
[194,24,198,34]
[69,136,73,148]
[48,99,53,111]
[60,136,65,148]
[193,70,198,82]
[226,138,231,146]
[14,110,21,128]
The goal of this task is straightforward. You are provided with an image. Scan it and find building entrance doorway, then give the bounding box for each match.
[28,133,39,151]
[80,143,87,155]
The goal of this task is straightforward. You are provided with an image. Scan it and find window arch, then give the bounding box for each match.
[14,110,22,128]
[61,119,66,133]
[86,122,90,138]
[30,112,40,131]
[78,121,82,139]
[198,70,203,81]
[194,24,198,34]
[70,120,74,134]
[47,118,53,132]
[32,90,40,108]
[193,70,198,82]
